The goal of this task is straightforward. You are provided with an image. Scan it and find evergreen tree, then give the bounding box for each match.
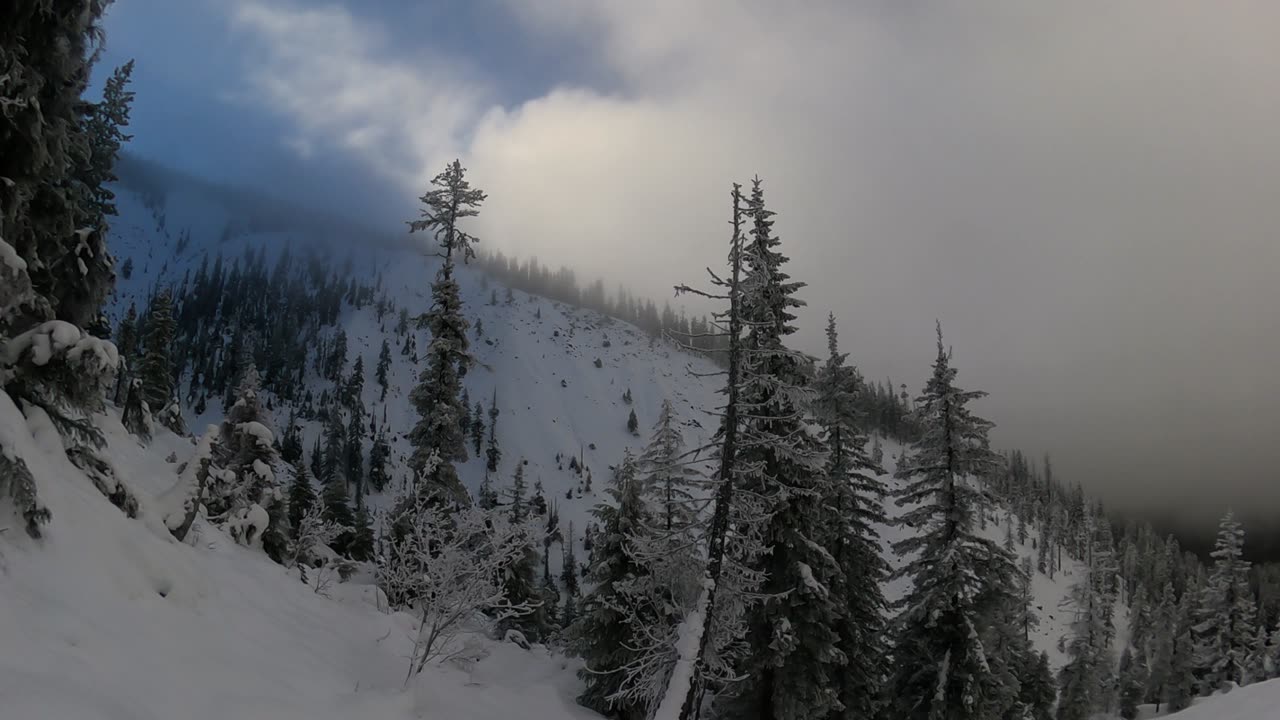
[719,178,841,720]
[367,430,391,493]
[485,390,502,473]
[0,0,116,344]
[376,338,391,400]
[886,322,1017,720]
[561,521,581,627]
[1057,517,1119,720]
[83,60,135,221]
[1165,591,1198,712]
[1118,644,1147,719]
[113,302,139,402]
[346,410,364,498]
[1194,511,1256,692]
[471,400,485,455]
[507,462,528,524]
[348,499,375,562]
[477,473,499,510]
[138,289,177,418]
[287,464,318,535]
[215,364,287,562]
[406,160,485,504]
[344,355,364,410]
[810,313,890,719]
[570,451,652,720]
[321,455,356,556]
[626,408,639,435]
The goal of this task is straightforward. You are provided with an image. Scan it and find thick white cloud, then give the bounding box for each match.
[230,0,1280,524]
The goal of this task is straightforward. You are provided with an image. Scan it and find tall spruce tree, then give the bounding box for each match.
[810,313,890,718]
[138,289,177,417]
[485,389,501,473]
[215,363,287,562]
[1194,510,1256,692]
[886,322,1017,720]
[406,160,485,504]
[718,178,842,720]
[570,451,653,720]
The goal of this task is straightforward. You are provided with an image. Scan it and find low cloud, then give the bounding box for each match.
[227,0,1280,529]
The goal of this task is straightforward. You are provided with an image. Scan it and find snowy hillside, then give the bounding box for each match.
[104,175,1100,665]
[0,176,1124,719]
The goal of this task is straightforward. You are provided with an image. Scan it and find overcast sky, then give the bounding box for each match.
[101,0,1280,534]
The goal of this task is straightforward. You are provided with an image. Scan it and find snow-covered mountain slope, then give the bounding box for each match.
[0,175,1140,718]
[0,393,602,720]
[1141,678,1280,720]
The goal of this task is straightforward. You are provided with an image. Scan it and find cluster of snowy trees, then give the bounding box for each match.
[1,1,136,537]
[472,248,729,356]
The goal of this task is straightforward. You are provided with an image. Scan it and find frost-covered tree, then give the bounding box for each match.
[379,459,541,676]
[664,182,771,720]
[214,363,287,562]
[571,451,655,720]
[367,429,391,493]
[375,338,391,400]
[471,399,485,455]
[485,390,501,473]
[1194,511,1256,692]
[287,503,346,570]
[707,178,848,720]
[809,312,890,718]
[1165,590,1198,712]
[886,323,1017,720]
[1057,517,1119,720]
[507,462,528,523]
[138,289,177,418]
[406,160,485,505]
[287,461,319,538]
[0,0,115,342]
[83,59,135,222]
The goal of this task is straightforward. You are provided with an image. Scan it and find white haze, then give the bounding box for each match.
[218,0,1280,528]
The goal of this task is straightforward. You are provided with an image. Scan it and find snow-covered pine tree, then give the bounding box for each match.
[561,520,580,627]
[570,450,654,719]
[886,322,1017,720]
[627,408,639,435]
[406,160,485,505]
[82,59,134,224]
[1145,581,1177,710]
[508,462,528,523]
[809,312,890,718]
[471,400,485,454]
[1165,590,1198,712]
[215,363,287,562]
[1057,515,1119,720]
[372,339,390,401]
[477,473,499,510]
[0,0,115,343]
[138,288,177,420]
[345,410,363,498]
[112,302,138,402]
[1194,510,1256,692]
[663,182,770,720]
[287,463,318,536]
[485,390,501,473]
[712,177,843,720]
[367,430,391,493]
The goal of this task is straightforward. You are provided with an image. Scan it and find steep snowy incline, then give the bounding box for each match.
[0,392,602,720]
[104,174,1102,671]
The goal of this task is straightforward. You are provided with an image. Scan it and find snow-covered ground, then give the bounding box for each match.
[0,176,1188,718]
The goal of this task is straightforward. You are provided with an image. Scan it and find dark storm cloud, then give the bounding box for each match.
[104,0,1280,534]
